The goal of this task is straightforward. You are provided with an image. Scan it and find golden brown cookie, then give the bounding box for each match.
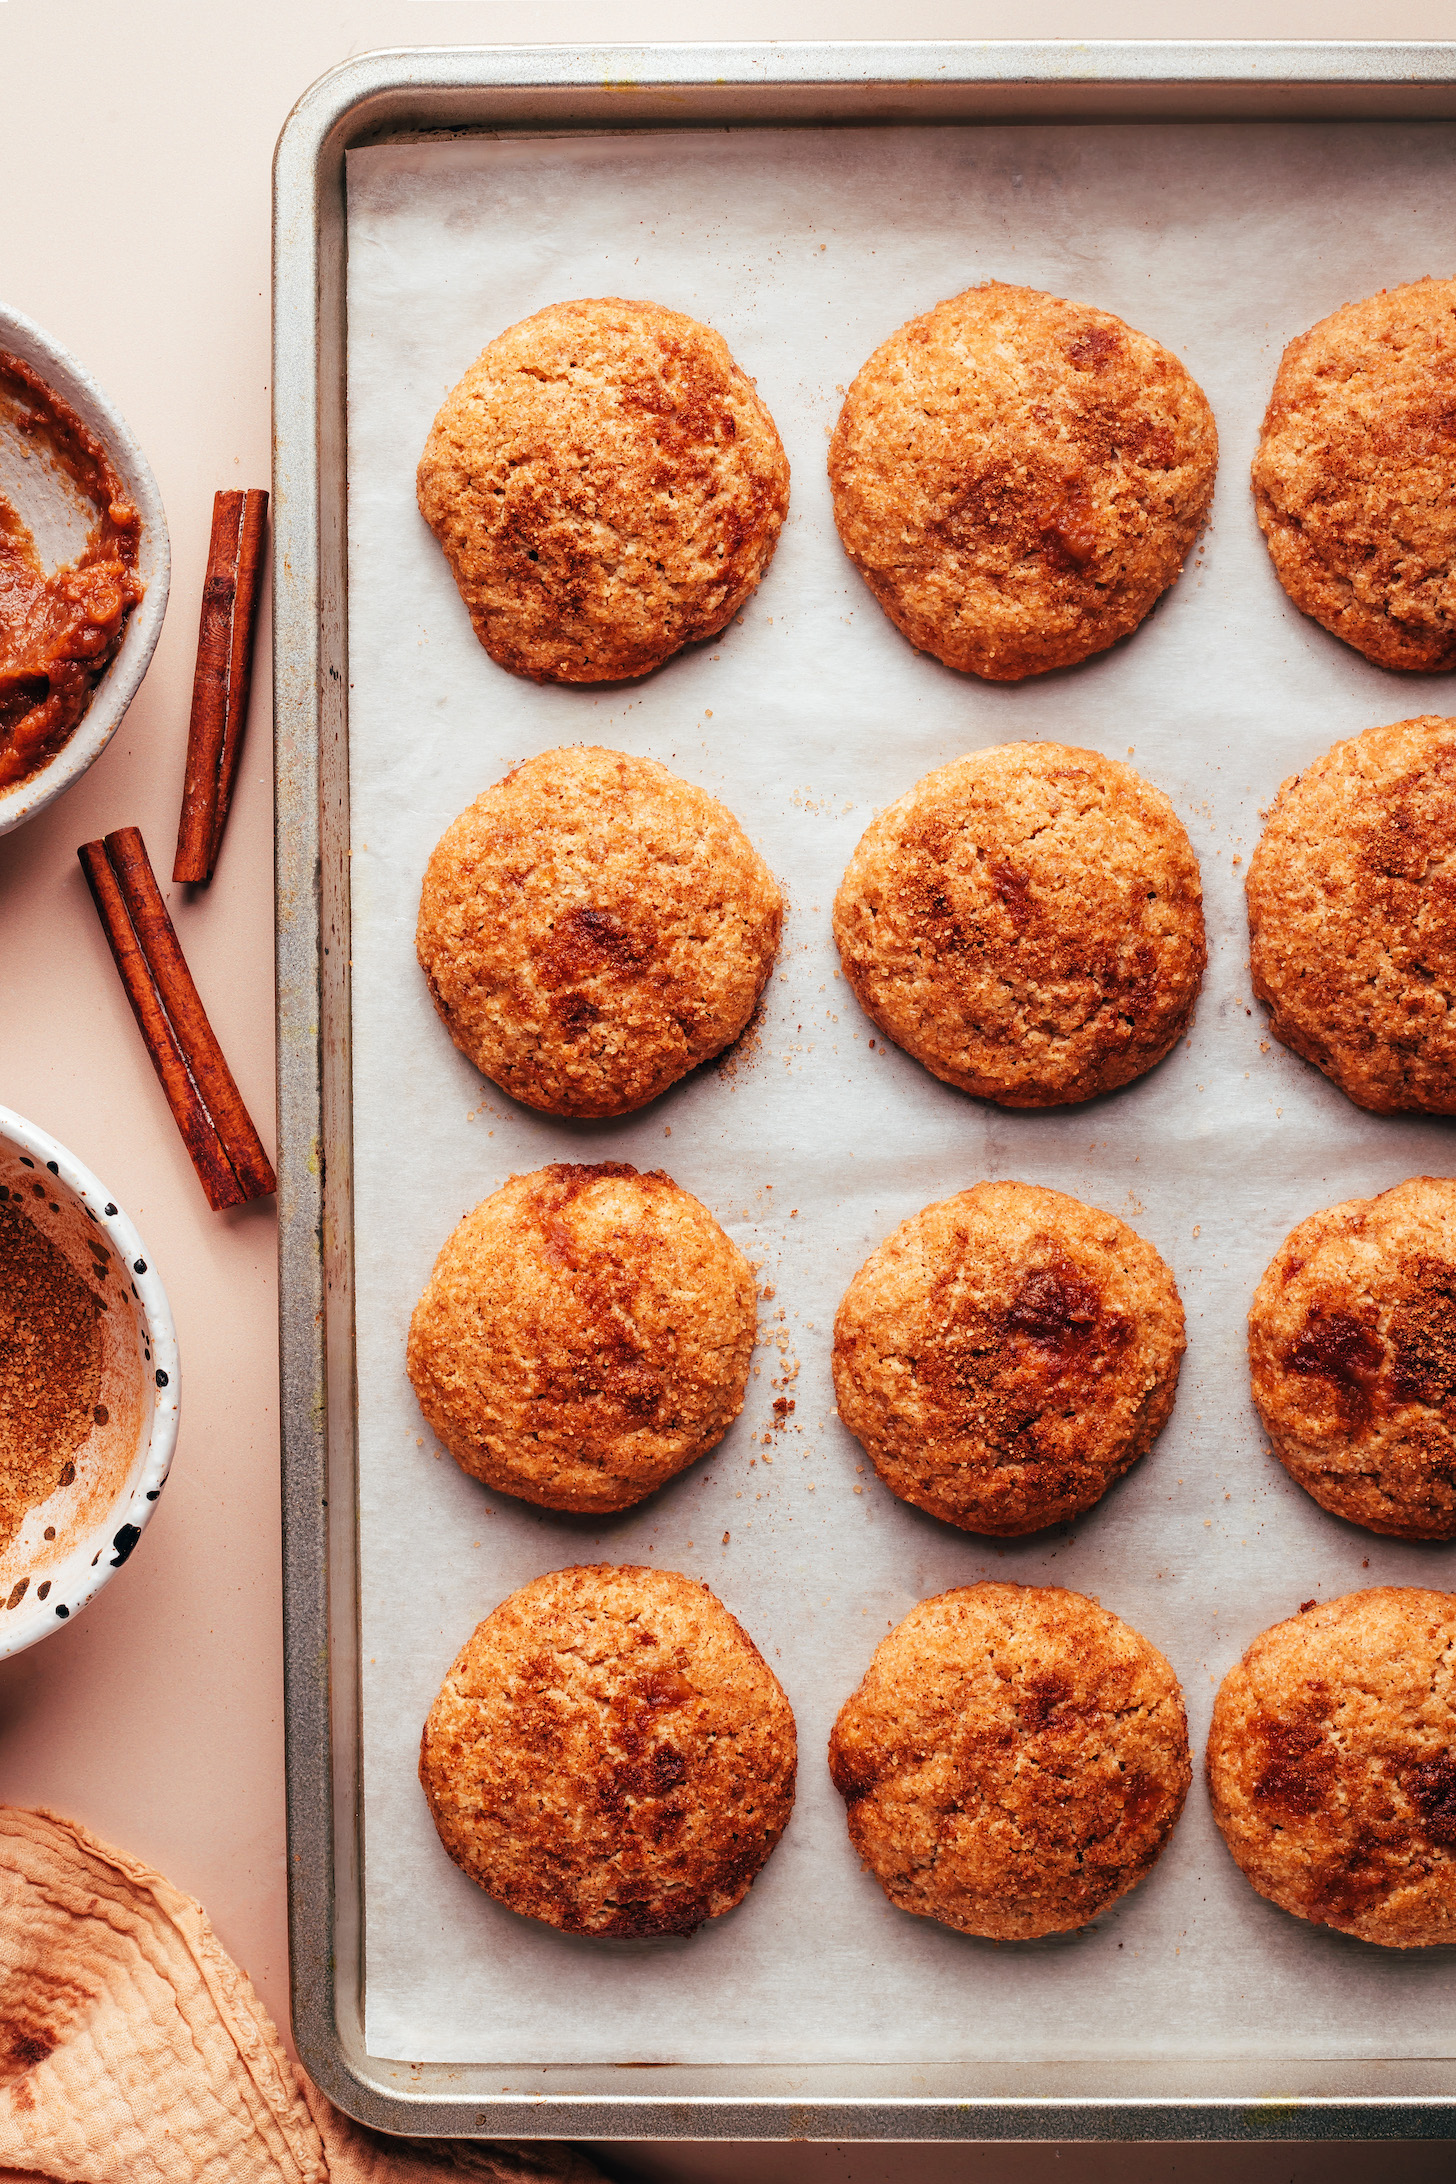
[417,746,782,1117]
[407,1162,756,1514]
[417,297,790,683]
[828,282,1217,680]
[1247,717,1456,1114]
[1208,1587,1456,1948]
[833,742,1205,1106]
[1249,1177,1456,1541]
[834,1181,1185,1536]
[1252,279,1456,671]
[420,1564,796,1937]
[829,1583,1190,1940]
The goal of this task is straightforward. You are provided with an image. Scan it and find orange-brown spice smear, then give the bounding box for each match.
[0,1192,102,1554]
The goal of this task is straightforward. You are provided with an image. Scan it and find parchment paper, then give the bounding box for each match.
[344,122,1456,2067]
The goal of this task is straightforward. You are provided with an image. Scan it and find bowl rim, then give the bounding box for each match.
[0,1103,180,1660]
[0,301,171,838]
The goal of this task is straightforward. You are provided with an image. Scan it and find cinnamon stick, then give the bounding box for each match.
[173,489,268,885]
[78,840,244,1212]
[78,828,276,1212]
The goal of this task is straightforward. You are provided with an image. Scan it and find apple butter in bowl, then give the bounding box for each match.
[0,305,169,836]
[0,350,145,789]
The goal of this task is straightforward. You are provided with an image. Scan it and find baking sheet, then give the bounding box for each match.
[344,121,1456,2069]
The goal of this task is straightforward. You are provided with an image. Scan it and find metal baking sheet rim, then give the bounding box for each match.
[272,41,1456,2142]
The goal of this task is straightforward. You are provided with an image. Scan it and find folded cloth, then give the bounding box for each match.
[0,1808,603,2184]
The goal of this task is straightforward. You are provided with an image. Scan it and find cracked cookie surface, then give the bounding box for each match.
[420,1564,796,1937]
[828,282,1217,680]
[1252,278,1456,670]
[1247,716,1456,1114]
[832,741,1205,1106]
[1208,1586,1456,1947]
[829,1582,1189,1939]
[833,1181,1185,1536]
[417,296,790,683]
[407,1161,756,1514]
[1249,1176,1456,1540]
[417,745,782,1117]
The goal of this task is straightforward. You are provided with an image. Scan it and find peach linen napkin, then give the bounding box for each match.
[0,1807,604,2184]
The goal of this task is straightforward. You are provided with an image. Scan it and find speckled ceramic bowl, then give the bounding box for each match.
[0,302,170,837]
[0,1107,178,1658]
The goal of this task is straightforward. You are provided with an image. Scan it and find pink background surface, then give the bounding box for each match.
[3,5,1454,2177]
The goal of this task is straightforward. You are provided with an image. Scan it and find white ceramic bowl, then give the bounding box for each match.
[0,1107,179,1659]
[0,303,170,837]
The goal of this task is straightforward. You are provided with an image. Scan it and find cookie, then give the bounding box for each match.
[1247,716,1456,1114]
[1208,1587,1456,1948]
[834,1181,1185,1536]
[829,1583,1190,1940]
[420,1564,796,1937]
[832,742,1205,1106]
[417,297,790,683]
[828,282,1217,680]
[407,1162,756,1514]
[417,746,782,1117]
[1249,1177,1456,1540]
[1252,279,1456,671]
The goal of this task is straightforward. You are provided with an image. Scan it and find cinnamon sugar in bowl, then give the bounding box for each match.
[0,1107,178,1658]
